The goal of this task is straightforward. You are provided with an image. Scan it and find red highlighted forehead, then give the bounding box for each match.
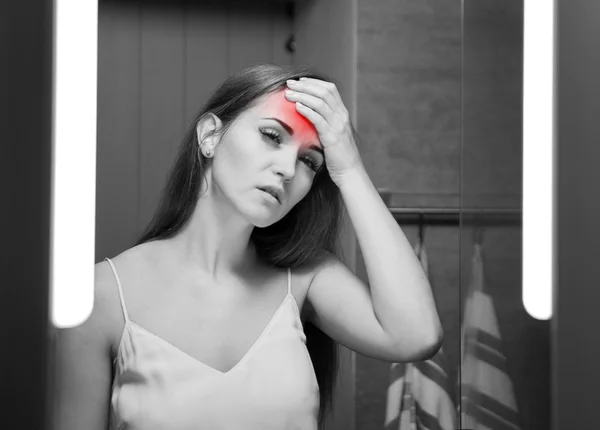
[260,90,320,150]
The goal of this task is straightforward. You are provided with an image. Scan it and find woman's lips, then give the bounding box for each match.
[257,188,281,204]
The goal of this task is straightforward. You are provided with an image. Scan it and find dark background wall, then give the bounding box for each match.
[555,0,600,428]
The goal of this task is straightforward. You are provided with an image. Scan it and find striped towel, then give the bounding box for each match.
[384,240,457,430]
[411,350,457,430]
[384,361,417,430]
[459,243,521,430]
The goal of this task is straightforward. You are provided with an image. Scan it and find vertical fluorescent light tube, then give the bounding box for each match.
[523,0,555,320]
[51,0,98,328]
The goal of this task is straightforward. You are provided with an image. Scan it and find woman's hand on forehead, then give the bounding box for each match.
[282,77,363,187]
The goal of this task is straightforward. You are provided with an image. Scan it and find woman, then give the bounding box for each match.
[53,64,443,430]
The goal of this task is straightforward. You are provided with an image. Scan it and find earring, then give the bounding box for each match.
[198,140,214,160]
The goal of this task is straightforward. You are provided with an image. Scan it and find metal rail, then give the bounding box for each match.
[389,207,522,226]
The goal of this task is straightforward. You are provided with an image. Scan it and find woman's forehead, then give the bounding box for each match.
[250,91,320,147]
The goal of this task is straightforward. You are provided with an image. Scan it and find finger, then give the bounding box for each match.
[288,78,340,111]
[298,77,345,108]
[294,102,330,144]
[284,89,336,123]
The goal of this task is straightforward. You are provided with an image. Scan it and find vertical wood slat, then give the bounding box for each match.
[184,1,229,128]
[271,1,294,67]
[96,0,141,261]
[228,1,274,73]
[138,0,186,233]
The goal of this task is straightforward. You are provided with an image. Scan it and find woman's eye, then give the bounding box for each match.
[260,128,282,144]
[300,156,321,172]
[261,127,321,173]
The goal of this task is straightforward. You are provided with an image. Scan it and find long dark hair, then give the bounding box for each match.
[135,63,351,428]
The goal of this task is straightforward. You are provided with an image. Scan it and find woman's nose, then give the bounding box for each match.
[274,148,297,182]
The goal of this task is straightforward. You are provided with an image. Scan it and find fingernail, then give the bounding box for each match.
[286,79,297,86]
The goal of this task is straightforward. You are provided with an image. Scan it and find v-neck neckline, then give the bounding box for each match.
[115,292,299,376]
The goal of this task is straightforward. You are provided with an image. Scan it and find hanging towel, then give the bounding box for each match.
[384,240,457,430]
[459,243,521,430]
[410,241,457,430]
[384,360,417,430]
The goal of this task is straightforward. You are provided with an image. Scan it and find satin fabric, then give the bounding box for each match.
[105,257,320,430]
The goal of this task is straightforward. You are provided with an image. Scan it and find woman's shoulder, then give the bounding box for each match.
[97,242,151,297]
[295,249,340,277]
[94,242,157,355]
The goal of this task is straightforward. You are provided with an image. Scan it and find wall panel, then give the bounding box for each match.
[138,2,186,231]
[184,1,229,126]
[96,0,141,260]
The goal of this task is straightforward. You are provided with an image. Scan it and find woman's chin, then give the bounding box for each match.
[247,208,286,229]
[251,215,281,229]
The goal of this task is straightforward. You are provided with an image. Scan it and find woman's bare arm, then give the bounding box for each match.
[52,262,120,430]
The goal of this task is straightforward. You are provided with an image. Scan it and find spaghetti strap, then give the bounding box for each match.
[287,268,292,296]
[105,257,130,323]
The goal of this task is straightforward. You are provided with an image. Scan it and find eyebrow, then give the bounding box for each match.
[264,117,324,155]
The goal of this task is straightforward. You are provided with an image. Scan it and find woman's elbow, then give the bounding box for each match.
[417,327,444,360]
[390,326,444,363]
[413,323,445,361]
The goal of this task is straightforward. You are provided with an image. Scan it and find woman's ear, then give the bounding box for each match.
[195,113,223,147]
